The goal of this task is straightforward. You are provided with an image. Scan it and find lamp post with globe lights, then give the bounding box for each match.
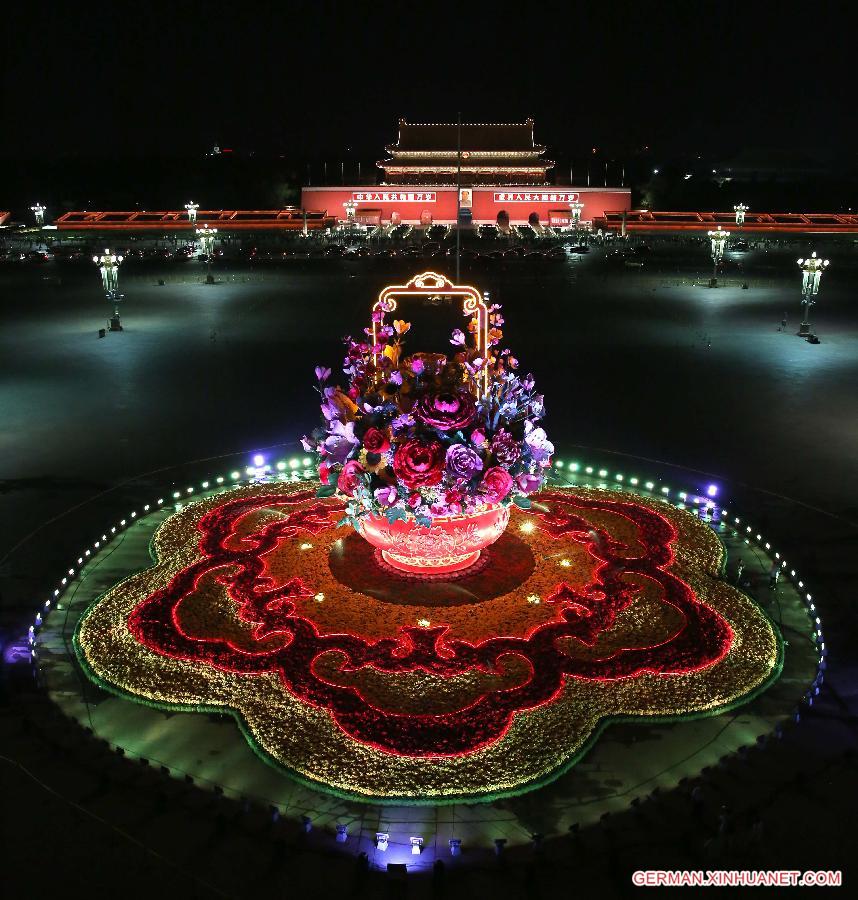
[196,225,218,283]
[569,199,584,239]
[31,203,46,226]
[734,203,749,227]
[185,201,199,225]
[341,198,357,243]
[94,249,124,331]
[707,226,730,286]
[797,252,829,337]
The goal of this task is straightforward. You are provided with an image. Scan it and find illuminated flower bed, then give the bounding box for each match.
[75,480,781,803]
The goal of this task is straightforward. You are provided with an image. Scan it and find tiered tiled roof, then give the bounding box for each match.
[379,119,554,185]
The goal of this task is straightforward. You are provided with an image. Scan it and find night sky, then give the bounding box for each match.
[2,0,851,161]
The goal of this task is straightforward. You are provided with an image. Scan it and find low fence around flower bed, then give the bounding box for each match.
[24,446,825,855]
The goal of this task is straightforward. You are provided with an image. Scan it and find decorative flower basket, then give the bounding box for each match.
[358,503,510,575]
[303,271,553,576]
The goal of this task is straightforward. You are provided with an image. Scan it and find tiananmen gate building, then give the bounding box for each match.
[302,119,631,228]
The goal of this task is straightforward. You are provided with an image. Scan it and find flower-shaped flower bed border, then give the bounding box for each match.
[74,482,782,805]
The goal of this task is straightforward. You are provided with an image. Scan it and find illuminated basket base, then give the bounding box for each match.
[359,505,510,576]
[380,547,482,575]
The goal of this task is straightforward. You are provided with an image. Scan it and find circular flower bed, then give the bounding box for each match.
[75,481,781,803]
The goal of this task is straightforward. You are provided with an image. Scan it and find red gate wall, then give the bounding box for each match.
[301,186,631,226]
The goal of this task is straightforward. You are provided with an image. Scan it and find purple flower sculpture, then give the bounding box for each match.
[323,420,358,464]
[415,390,477,431]
[445,444,484,481]
[491,429,520,466]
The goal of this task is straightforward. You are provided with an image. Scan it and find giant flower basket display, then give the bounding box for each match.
[74,272,782,805]
[302,272,552,575]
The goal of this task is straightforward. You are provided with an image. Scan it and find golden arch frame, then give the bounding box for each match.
[371,271,490,396]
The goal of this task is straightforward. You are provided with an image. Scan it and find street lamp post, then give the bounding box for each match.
[796,251,829,337]
[94,249,124,331]
[707,226,730,286]
[734,203,748,227]
[196,225,218,283]
[342,199,356,244]
[569,200,584,237]
[31,203,47,226]
[185,201,199,225]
